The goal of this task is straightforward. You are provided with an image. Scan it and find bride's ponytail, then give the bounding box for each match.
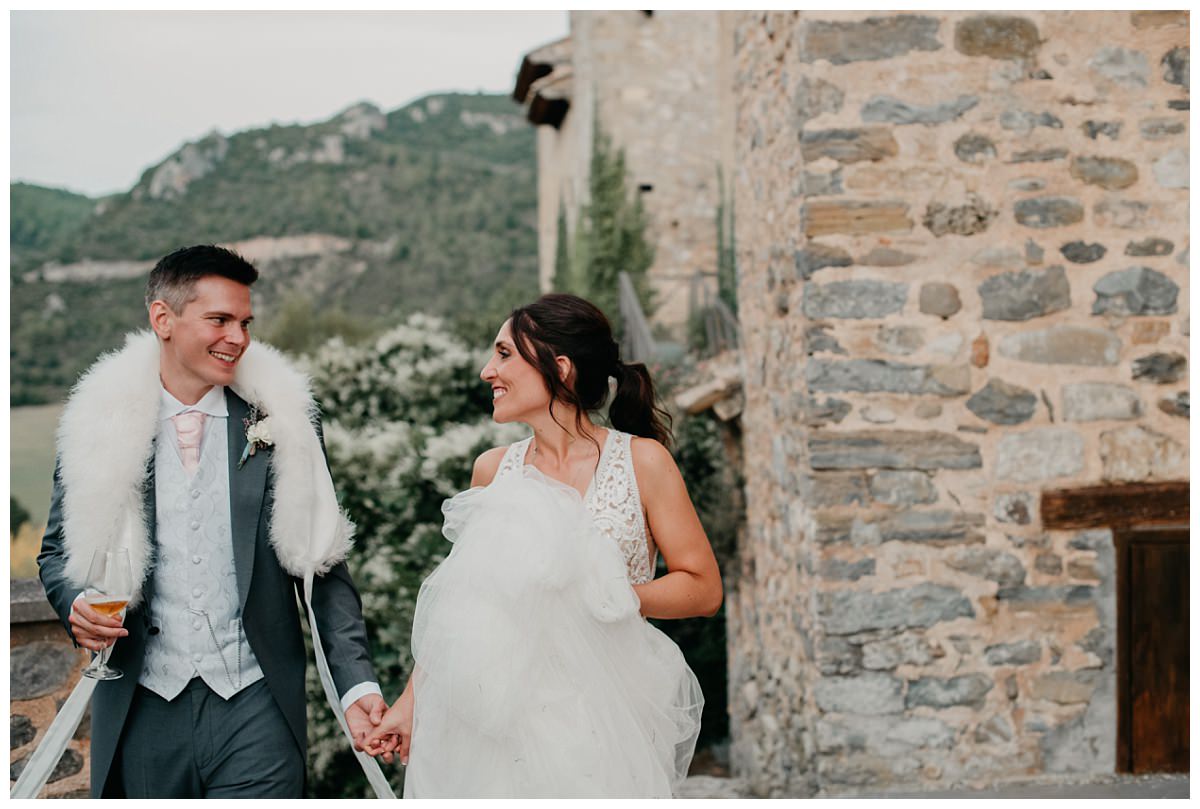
[609,361,674,449]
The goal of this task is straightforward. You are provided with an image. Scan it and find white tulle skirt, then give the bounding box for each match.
[403,467,703,798]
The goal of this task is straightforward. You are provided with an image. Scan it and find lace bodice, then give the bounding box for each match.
[495,430,657,584]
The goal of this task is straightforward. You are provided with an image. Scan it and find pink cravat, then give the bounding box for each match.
[171,411,207,475]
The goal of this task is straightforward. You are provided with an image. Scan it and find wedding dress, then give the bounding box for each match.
[403,430,703,798]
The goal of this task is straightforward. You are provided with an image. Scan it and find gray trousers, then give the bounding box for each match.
[113,677,304,798]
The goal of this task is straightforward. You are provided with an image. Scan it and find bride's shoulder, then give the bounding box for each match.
[470,445,510,488]
[628,435,679,486]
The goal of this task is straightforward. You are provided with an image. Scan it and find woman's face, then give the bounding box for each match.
[480,319,551,423]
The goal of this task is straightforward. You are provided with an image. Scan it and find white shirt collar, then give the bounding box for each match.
[159,384,228,421]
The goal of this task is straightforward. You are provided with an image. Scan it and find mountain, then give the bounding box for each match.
[11,93,540,405]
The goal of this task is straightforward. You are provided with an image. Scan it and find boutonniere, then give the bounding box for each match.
[238,406,274,469]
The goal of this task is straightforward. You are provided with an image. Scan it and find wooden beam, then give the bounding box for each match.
[1041,481,1189,530]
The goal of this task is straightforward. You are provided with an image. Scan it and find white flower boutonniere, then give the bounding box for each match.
[239,408,275,469]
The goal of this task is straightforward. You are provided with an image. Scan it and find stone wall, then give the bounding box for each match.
[729,10,1188,796]
[10,578,91,797]
[526,11,731,333]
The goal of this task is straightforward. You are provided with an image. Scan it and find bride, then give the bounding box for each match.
[365,293,723,797]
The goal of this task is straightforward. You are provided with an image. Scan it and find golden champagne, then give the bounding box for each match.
[87,597,129,617]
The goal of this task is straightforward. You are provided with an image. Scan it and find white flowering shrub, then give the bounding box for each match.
[303,314,525,797]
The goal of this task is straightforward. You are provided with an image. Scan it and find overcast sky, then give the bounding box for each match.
[11,11,569,197]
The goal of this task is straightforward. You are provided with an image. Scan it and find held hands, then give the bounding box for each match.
[69,593,128,652]
[344,693,388,753]
[363,687,414,766]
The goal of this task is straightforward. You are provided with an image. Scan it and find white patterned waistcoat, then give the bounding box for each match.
[139,415,265,701]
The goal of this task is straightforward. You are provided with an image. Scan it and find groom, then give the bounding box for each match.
[37,245,385,797]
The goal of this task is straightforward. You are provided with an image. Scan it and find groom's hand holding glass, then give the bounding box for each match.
[68,596,130,652]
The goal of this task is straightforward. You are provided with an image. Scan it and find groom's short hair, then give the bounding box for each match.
[145,245,259,313]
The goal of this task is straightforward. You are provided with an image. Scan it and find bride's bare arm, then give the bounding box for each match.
[628,437,723,619]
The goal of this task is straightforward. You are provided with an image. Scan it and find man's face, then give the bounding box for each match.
[151,275,253,403]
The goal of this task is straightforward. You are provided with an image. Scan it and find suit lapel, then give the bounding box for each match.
[227,390,266,610]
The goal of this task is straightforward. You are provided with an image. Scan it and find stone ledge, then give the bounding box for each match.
[11,578,58,624]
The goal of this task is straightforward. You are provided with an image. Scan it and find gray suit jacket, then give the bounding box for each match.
[38,389,377,797]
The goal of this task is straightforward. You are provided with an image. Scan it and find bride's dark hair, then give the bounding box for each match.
[508,293,673,448]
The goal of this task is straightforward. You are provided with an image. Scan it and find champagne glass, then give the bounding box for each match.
[81,549,132,680]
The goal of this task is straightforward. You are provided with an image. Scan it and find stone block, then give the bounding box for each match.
[923,196,998,237]
[1162,47,1189,90]
[1035,552,1064,574]
[805,169,844,196]
[1010,177,1047,192]
[1030,671,1098,704]
[1082,120,1121,140]
[800,16,943,65]
[1132,11,1189,28]
[820,635,864,675]
[1093,267,1179,315]
[861,405,897,424]
[876,325,925,355]
[1125,237,1174,257]
[979,265,1071,321]
[1060,241,1107,264]
[1068,530,1111,551]
[10,749,84,785]
[877,510,986,545]
[806,324,847,356]
[817,715,954,756]
[806,471,870,508]
[966,378,1038,425]
[1062,382,1143,421]
[1094,198,1153,229]
[1158,391,1189,418]
[919,282,962,318]
[859,247,917,266]
[1067,557,1100,580]
[954,15,1041,60]
[862,632,937,670]
[906,673,993,709]
[1139,117,1186,140]
[1131,320,1171,344]
[1070,156,1139,189]
[1014,197,1084,228]
[11,642,81,701]
[997,326,1121,366]
[954,133,997,163]
[985,639,1042,665]
[809,430,982,470]
[805,396,852,425]
[1000,109,1063,133]
[862,95,979,126]
[996,428,1085,481]
[794,242,853,279]
[996,585,1096,605]
[1152,148,1189,189]
[807,359,970,396]
[821,557,876,581]
[1089,46,1150,87]
[816,673,905,714]
[801,127,898,164]
[803,280,907,318]
[994,491,1034,525]
[1010,148,1069,164]
[805,200,913,236]
[869,470,937,505]
[793,75,845,127]
[11,715,35,750]
[820,582,975,635]
[945,547,1026,586]
[1100,424,1188,480]
[975,715,1015,743]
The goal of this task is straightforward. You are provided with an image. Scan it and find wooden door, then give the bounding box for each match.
[1116,528,1189,773]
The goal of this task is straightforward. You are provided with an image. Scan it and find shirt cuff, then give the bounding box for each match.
[340,681,383,713]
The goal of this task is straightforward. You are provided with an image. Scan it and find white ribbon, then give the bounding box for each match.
[10,674,96,798]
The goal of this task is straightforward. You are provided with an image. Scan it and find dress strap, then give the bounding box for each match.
[494,436,534,480]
